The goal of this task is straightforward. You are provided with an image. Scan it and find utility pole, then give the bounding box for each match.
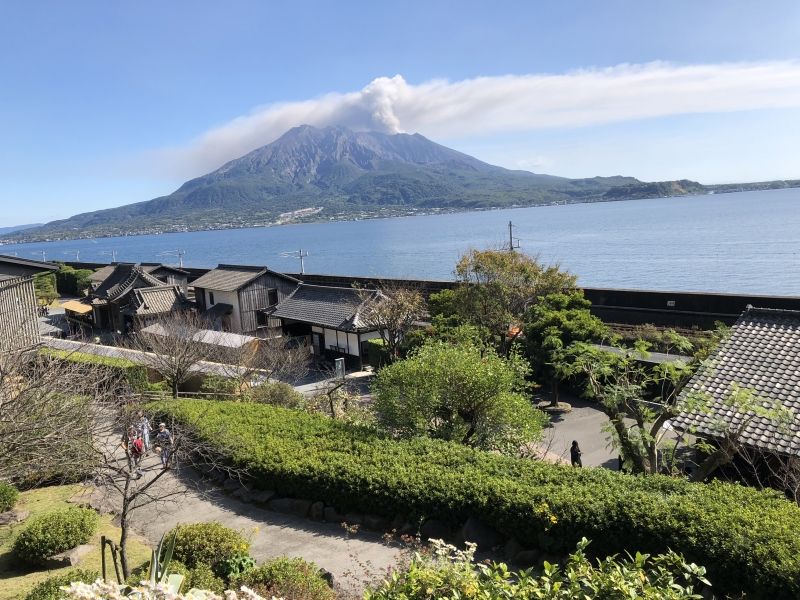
[508,221,520,252]
[281,249,309,275]
[34,250,46,262]
[101,250,117,262]
[158,250,185,268]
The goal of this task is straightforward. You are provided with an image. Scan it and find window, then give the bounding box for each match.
[209,291,215,305]
[257,311,268,327]
[268,288,279,306]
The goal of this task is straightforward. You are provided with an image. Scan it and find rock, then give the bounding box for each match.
[514,549,541,567]
[232,488,252,503]
[343,512,364,525]
[391,514,406,532]
[0,509,29,526]
[43,544,93,568]
[504,538,523,562]
[269,497,312,517]
[461,516,504,550]
[222,478,240,492]
[363,514,390,532]
[309,501,325,521]
[251,490,276,504]
[319,568,335,588]
[324,506,344,523]
[420,519,451,542]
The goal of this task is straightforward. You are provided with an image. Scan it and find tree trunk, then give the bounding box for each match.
[548,379,560,408]
[119,474,132,579]
[171,379,178,399]
[611,417,647,474]
[691,445,736,482]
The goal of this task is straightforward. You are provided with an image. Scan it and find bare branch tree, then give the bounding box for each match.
[127,312,210,397]
[356,282,426,362]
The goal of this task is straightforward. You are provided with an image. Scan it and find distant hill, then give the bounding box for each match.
[4,125,715,242]
[0,223,43,235]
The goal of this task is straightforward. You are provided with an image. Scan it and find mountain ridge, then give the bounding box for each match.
[3,125,776,243]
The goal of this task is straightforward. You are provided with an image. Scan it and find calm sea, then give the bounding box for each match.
[3,188,799,295]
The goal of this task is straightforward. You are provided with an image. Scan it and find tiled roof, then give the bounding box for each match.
[140,263,189,276]
[91,263,185,285]
[270,284,383,331]
[126,285,190,316]
[591,344,693,365]
[89,265,116,284]
[673,306,800,456]
[140,324,257,348]
[92,264,165,301]
[0,254,58,278]
[191,264,299,292]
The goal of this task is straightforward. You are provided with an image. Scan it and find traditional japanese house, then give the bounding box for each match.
[88,263,167,332]
[0,255,58,351]
[269,284,386,369]
[191,264,300,336]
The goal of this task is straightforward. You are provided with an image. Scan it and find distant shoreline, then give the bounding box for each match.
[1,186,789,246]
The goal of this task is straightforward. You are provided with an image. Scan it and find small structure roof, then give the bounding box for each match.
[140,323,258,349]
[270,284,383,331]
[61,299,93,314]
[140,263,189,276]
[191,264,299,292]
[591,344,693,365]
[90,262,187,286]
[0,254,58,280]
[673,306,800,456]
[92,264,164,302]
[125,285,191,316]
[203,303,234,319]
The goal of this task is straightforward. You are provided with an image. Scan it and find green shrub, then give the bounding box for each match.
[40,348,151,392]
[366,538,709,600]
[232,557,334,600]
[55,265,94,296]
[153,399,800,599]
[24,569,99,600]
[186,563,226,594]
[250,381,306,408]
[218,550,257,580]
[167,522,248,574]
[365,338,390,367]
[13,507,98,565]
[127,559,190,586]
[0,481,19,512]
[200,375,240,396]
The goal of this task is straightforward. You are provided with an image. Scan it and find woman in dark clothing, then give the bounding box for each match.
[570,440,582,467]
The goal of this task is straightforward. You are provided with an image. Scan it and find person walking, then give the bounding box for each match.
[570,440,583,467]
[137,411,152,454]
[155,422,173,469]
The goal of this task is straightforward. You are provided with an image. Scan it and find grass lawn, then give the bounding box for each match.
[0,485,151,600]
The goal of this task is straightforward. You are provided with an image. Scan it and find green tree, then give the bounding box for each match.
[524,290,608,405]
[55,265,93,296]
[372,340,546,454]
[446,250,577,355]
[33,271,58,306]
[555,338,695,474]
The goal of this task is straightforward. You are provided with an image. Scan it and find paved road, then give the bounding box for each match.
[77,452,402,596]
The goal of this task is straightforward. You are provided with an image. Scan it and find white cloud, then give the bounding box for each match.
[150,61,800,178]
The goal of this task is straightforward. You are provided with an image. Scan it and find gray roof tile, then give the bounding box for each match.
[270,284,383,331]
[191,264,299,292]
[674,306,800,456]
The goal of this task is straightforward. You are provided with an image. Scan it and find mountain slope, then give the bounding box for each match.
[5,125,703,241]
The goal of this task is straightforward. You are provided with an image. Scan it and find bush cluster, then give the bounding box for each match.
[24,569,99,600]
[167,522,249,574]
[232,557,334,600]
[154,399,800,599]
[13,507,99,564]
[249,381,306,408]
[41,348,151,392]
[0,481,19,512]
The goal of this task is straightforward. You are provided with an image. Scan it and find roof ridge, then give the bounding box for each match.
[744,304,800,317]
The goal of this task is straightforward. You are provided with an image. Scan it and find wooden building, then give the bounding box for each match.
[88,263,169,332]
[269,284,385,369]
[0,255,58,352]
[123,285,193,329]
[90,262,189,293]
[191,264,300,336]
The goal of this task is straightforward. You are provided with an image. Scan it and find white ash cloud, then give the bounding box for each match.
[151,61,800,178]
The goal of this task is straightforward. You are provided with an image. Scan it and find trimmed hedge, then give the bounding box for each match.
[41,348,151,392]
[155,399,800,599]
[12,507,98,564]
[0,481,19,512]
[167,522,249,575]
[232,557,334,600]
[24,569,99,600]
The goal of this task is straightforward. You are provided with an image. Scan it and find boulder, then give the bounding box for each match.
[363,514,390,532]
[460,516,504,550]
[222,478,240,492]
[504,538,523,562]
[0,509,29,526]
[250,490,276,505]
[309,501,325,521]
[323,506,344,523]
[232,488,252,503]
[513,549,541,567]
[420,519,451,542]
[269,497,312,518]
[43,544,93,569]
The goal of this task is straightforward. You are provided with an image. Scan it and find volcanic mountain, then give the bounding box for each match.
[8,125,705,240]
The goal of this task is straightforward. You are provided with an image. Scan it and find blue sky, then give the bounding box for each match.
[1,1,799,226]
